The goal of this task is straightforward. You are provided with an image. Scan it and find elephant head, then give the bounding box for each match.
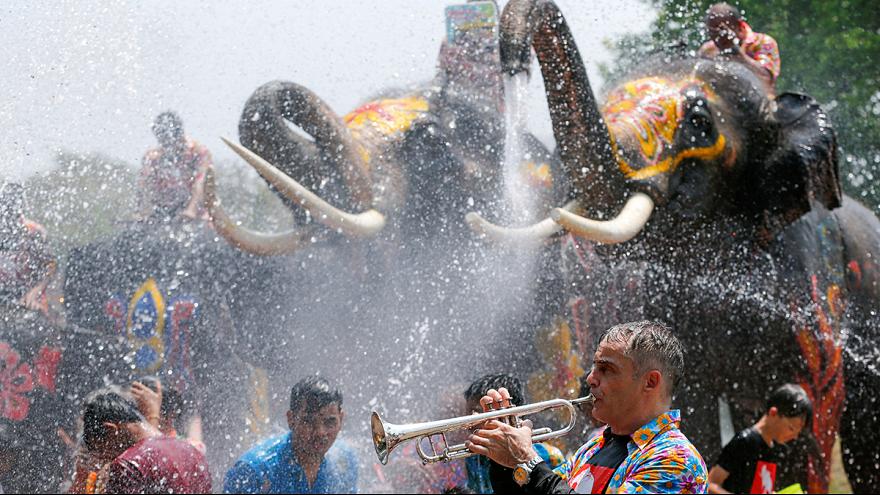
[470,0,841,246]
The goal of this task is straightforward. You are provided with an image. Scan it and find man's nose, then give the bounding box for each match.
[586,370,599,389]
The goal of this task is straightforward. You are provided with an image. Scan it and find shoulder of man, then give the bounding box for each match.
[325,439,358,473]
[621,428,708,493]
[185,138,213,160]
[142,147,163,165]
[554,427,606,480]
[237,432,291,470]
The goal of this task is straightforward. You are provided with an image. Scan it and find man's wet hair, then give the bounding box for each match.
[706,2,743,24]
[152,111,184,139]
[600,321,684,397]
[81,385,144,451]
[767,384,813,424]
[289,376,343,414]
[464,373,525,406]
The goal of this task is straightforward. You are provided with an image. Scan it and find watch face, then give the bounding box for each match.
[513,466,529,485]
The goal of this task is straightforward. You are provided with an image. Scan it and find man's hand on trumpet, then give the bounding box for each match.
[465,387,540,468]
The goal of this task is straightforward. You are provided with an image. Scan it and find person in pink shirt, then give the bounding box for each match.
[138,112,213,221]
[78,385,211,494]
[698,3,781,89]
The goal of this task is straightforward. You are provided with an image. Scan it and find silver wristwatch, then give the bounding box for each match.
[513,455,545,486]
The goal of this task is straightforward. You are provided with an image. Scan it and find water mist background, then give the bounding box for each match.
[1,0,655,488]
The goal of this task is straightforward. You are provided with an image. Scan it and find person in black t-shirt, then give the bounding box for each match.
[708,384,812,494]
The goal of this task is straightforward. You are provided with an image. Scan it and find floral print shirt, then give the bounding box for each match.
[554,410,708,493]
[699,21,781,83]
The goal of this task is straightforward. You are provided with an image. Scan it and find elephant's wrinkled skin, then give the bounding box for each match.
[477,0,880,492]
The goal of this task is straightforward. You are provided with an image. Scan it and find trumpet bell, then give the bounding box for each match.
[371,411,393,465]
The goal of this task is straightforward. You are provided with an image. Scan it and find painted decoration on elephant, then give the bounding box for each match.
[0,342,62,422]
[795,217,847,493]
[520,161,553,191]
[344,97,430,138]
[343,96,431,168]
[604,77,725,180]
[104,278,199,391]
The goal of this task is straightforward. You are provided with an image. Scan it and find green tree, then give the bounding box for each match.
[602,0,880,212]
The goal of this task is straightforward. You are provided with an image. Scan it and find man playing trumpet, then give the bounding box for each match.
[465,321,709,493]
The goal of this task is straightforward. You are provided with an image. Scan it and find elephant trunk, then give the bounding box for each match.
[238,81,374,212]
[499,0,625,216]
[466,0,653,245]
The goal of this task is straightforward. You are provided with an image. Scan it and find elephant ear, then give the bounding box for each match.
[757,92,842,234]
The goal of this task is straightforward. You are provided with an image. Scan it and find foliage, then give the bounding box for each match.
[601,0,880,211]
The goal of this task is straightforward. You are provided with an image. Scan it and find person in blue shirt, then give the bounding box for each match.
[463,373,567,494]
[224,377,358,493]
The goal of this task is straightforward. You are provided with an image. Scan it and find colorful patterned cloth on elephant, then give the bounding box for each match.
[699,21,781,83]
[554,409,708,493]
[139,137,213,218]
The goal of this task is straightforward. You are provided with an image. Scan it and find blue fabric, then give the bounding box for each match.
[465,442,566,494]
[223,432,358,494]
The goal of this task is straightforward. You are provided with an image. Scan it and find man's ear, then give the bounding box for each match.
[767,406,779,418]
[644,370,662,393]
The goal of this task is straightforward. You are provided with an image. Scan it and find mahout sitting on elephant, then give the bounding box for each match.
[467,0,880,492]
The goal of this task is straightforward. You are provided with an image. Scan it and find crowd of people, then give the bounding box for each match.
[12,321,806,494]
[0,2,803,493]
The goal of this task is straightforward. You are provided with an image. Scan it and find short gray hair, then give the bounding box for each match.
[599,321,684,397]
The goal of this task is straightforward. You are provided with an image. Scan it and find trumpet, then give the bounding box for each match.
[372,395,595,464]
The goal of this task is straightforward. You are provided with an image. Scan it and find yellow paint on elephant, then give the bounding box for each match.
[527,317,585,452]
[344,96,430,136]
[604,77,727,181]
[247,365,270,437]
[528,317,585,414]
[521,162,553,190]
[126,278,165,373]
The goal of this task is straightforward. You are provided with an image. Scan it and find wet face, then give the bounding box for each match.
[90,421,141,461]
[288,402,344,459]
[706,14,744,50]
[604,77,731,218]
[767,408,807,445]
[585,340,643,434]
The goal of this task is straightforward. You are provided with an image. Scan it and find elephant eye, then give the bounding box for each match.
[689,112,713,137]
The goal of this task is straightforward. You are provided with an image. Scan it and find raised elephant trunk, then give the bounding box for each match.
[239,81,374,210]
[211,81,386,254]
[499,0,625,212]
[467,0,650,245]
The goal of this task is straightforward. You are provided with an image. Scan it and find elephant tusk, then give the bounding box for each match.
[465,201,578,244]
[205,169,312,256]
[221,137,385,238]
[551,192,654,244]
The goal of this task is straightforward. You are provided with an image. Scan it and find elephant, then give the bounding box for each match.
[205,0,569,420]
[62,217,289,481]
[467,0,880,492]
[0,307,126,493]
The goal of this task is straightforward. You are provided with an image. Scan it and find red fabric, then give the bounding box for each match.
[105,436,211,494]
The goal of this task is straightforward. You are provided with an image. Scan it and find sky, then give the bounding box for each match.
[0,0,656,181]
